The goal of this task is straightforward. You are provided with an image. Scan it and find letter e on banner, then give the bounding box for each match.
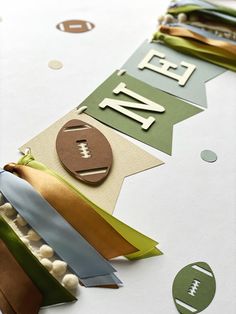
[138,49,196,86]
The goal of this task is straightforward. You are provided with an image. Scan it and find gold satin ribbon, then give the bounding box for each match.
[153,30,236,71]
[0,239,42,314]
[159,25,236,55]
[4,163,137,259]
[14,154,162,260]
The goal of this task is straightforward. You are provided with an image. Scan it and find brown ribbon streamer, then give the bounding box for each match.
[4,163,137,259]
[159,25,236,55]
[0,290,15,314]
[0,239,42,314]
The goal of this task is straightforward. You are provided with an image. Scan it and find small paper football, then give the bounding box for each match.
[56,20,95,33]
[172,262,216,313]
[56,119,113,185]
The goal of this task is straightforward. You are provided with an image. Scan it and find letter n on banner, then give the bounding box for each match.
[80,71,202,155]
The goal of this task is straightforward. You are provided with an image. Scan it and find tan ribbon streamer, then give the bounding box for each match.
[4,163,137,259]
[159,25,236,56]
[0,239,42,314]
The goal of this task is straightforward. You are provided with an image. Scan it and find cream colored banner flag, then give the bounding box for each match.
[20,110,163,213]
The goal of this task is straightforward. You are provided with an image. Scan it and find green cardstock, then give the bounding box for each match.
[172,262,216,313]
[122,40,225,108]
[82,71,203,155]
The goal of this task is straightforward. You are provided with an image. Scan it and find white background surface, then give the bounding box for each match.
[1,0,236,313]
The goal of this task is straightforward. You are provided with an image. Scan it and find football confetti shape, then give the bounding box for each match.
[172,262,216,314]
[56,119,113,185]
[56,20,95,33]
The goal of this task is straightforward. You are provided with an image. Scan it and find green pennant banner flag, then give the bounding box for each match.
[81,70,203,155]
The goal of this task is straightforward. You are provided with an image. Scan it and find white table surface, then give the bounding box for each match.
[1,0,236,313]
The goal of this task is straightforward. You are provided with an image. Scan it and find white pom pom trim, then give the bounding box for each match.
[40,258,53,271]
[39,244,54,258]
[62,274,79,290]
[1,203,16,217]
[27,229,41,241]
[52,260,67,276]
[16,214,28,226]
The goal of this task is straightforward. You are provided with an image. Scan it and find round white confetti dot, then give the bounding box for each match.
[20,237,30,247]
[16,214,28,226]
[52,260,67,276]
[41,258,53,271]
[177,13,187,23]
[39,244,54,258]
[1,203,16,217]
[27,229,41,241]
[201,150,217,163]
[62,274,79,290]
[48,60,63,70]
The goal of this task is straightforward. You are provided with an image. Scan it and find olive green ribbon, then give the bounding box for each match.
[153,31,236,71]
[0,169,120,287]
[18,154,162,260]
[159,25,236,55]
[0,215,76,307]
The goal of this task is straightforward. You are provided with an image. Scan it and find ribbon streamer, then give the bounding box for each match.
[0,169,120,287]
[0,239,42,314]
[4,163,137,260]
[167,22,236,44]
[168,0,236,18]
[159,25,236,55]
[0,215,75,306]
[81,274,122,288]
[0,291,15,314]
[153,31,236,71]
[16,154,162,260]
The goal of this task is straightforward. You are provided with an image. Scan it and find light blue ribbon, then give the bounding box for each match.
[81,273,123,287]
[0,170,121,286]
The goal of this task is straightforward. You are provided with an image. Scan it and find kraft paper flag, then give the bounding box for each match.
[19,111,163,213]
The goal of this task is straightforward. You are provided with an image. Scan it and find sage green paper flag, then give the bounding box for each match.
[81,71,203,155]
[122,40,225,108]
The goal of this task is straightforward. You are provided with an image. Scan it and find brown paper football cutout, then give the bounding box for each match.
[56,119,113,185]
[56,20,95,33]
